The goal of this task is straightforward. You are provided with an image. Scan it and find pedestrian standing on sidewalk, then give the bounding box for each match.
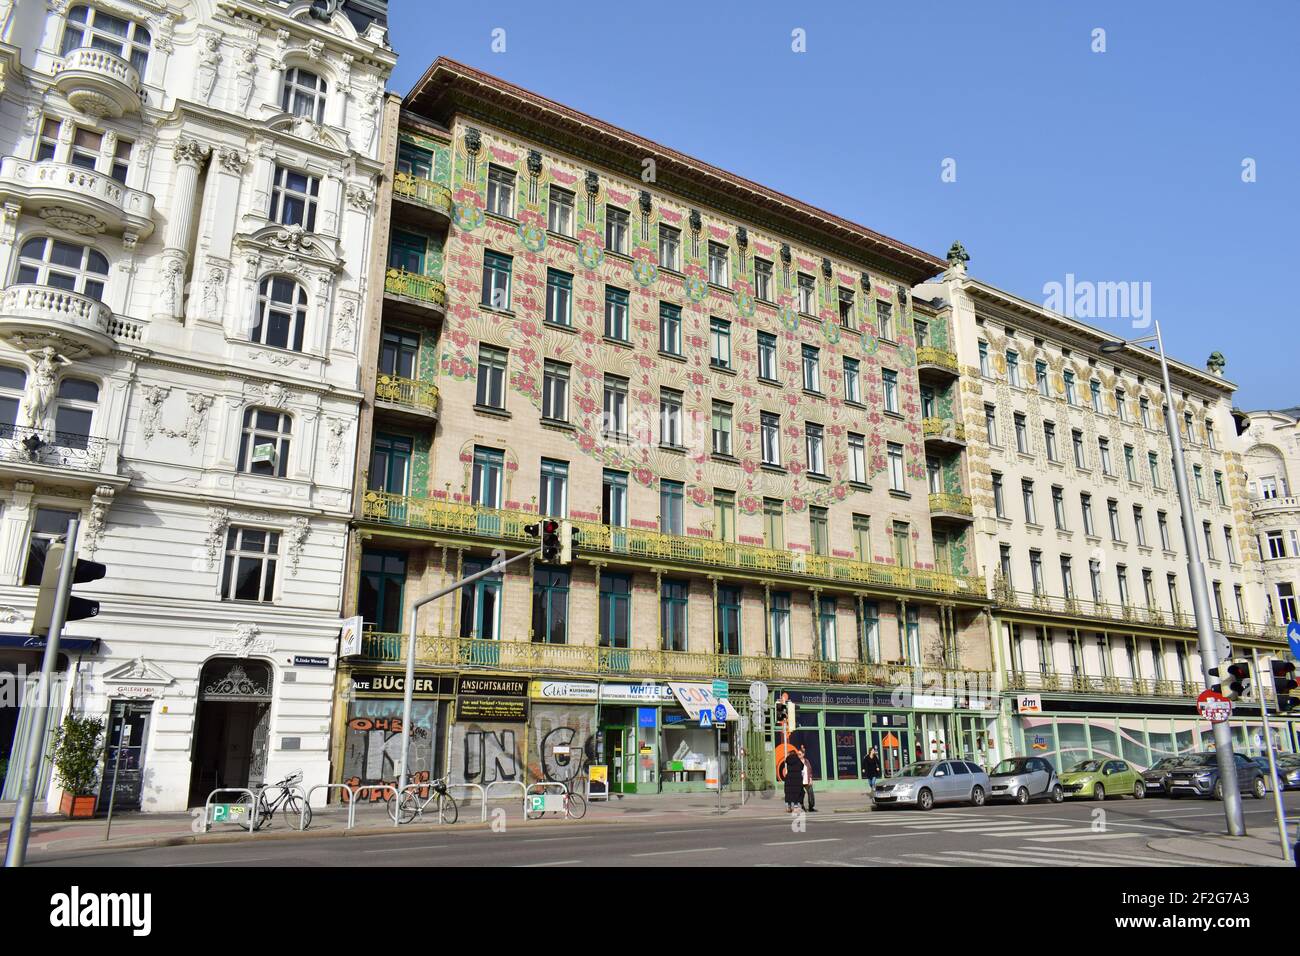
[862,747,881,794]
[783,749,804,812]
[799,746,817,812]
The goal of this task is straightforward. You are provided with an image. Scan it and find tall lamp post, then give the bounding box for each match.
[1100,321,1245,836]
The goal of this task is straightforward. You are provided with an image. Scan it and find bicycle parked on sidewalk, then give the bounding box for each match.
[238,771,311,831]
[387,777,459,825]
[525,786,586,820]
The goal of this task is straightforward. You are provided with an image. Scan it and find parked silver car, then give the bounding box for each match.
[872,759,990,811]
[988,756,1063,804]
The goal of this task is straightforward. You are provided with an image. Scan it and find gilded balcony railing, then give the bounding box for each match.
[384,268,446,308]
[393,173,453,216]
[360,491,986,599]
[928,492,973,517]
[375,374,439,414]
[916,346,959,373]
[1007,670,1201,699]
[359,630,993,689]
[922,417,966,442]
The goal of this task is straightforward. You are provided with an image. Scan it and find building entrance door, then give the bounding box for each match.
[99,700,152,810]
[603,725,633,793]
[873,727,911,777]
[187,659,273,806]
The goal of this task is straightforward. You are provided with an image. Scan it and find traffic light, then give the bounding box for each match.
[1209,660,1251,701]
[540,519,560,563]
[774,701,787,725]
[527,520,579,565]
[558,520,579,565]
[1271,660,1298,712]
[31,543,106,636]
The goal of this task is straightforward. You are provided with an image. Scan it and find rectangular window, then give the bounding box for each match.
[476,344,508,409]
[67,126,101,168]
[1098,437,1113,475]
[1206,421,1217,449]
[757,331,778,381]
[602,469,628,527]
[532,567,570,644]
[1158,511,1171,551]
[36,117,61,162]
[660,389,683,447]
[717,585,742,655]
[1108,499,1122,541]
[852,514,871,562]
[1081,493,1095,535]
[843,358,861,403]
[985,405,999,446]
[1064,370,1076,405]
[661,579,689,651]
[802,345,821,392]
[481,250,512,309]
[359,549,407,633]
[992,472,1005,517]
[1279,583,1297,625]
[1043,422,1058,461]
[709,317,732,369]
[876,300,893,340]
[1223,526,1236,563]
[547,186,574,236]
[1140,396,1152,429]
[810,506,829,556]
[1090,379,1102,412]
[711,401,733,456]
[658,225,681,271]
[754,258,773,301]
[1014,413,1028,454]
[1090,560,1104,603]
[540,458,568,518]
[270,165,320,231]
[605,206,629,254]
[1214,470,1226,506]
[763,498,783,550]
[1030,550,1045,595]
[1193,465,1206,499]
[1060,555,1074,599]
[221,526,280,602]
[472,446,504,508]
[888,442,905,492]
[109,138,132,184]
[1124,444,1137,482]
[486,165,515,217]
[1006,351,1021,388]
[660,480,684,535]
[368,434,411,494]
[848,432,866,483]
[600,573,631,648]
[805,423,825,475]
[1035,360,1049,396]
[603,375,628,438]
[604,286,629,341]
[859,600,880,663]
[798,273,816,314]
[1116,388,1127,421]
[1022,479,1037,524]
[819,596,838,661]
[22,507,79,587]
[713,489,735,542]
[1052,486,1067,530]
[707,242,729,286]
[927,456,941,495]
[892,521,911,569]
[1133,505,1147,546]
[883,369,899,413]
[770,592,791,658]
[659,302,682,355]
[999,544,1013,587]
[1267,530,1285,559]
[1148,452,1161,489]
[761,412,781,466]
[838,287,855,329]
[920,386,936,420]
[913,319,928,348]
[1072,429,1086,469]
[978,341,991,377]
[545,268,572,327]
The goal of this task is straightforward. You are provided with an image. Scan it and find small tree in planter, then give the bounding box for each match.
[48,713,105,818]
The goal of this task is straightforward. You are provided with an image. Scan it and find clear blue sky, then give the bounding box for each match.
[388,0,1298,411]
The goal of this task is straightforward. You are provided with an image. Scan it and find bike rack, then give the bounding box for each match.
[525,781,573,819]
[445,782,486,823]
[203,788,256,835]
[347,784,399,829]
[394,782,456,825]
[306,783,357,817]
[257,782,311,831]
[484,780,527,819]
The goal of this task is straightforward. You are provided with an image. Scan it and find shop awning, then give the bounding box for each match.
[0,633,101,653]
[667,682,741,721]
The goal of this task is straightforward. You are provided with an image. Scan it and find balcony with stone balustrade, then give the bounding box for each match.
[0,284,143,355]
[52,47,143,118]
[0,157,155,242]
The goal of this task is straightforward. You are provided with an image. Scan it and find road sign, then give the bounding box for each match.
[1197,688,1233,723]
[698,711,713,728]
[1288,621,1300,659]
[712,679,729,699]
[713,703,727,721]
[210,803,247,823]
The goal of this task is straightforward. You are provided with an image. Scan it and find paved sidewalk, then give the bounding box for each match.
[1,788,870,857]
[1146,829,1295,867]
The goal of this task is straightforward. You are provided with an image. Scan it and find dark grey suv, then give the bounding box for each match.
[1165,752,1268,800]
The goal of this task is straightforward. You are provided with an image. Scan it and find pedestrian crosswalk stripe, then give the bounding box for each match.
[1023,831,1144,842]
[941,849,1156,868]
[855,855,950,866]
[979,847,1213,867]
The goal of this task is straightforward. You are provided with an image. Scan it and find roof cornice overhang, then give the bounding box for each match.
[403,58,946,286]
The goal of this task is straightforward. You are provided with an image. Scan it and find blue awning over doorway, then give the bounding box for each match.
[0,633,101,653]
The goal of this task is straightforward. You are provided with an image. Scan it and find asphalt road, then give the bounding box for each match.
[28,791,1300,867]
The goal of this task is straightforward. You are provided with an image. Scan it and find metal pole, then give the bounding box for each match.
[1153,321,1244,835]
[1250,649,1291,861]
[104,721,130,842]
[396,547,540,797]
[5,517,79,868]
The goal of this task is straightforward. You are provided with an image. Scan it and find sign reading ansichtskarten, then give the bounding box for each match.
[455,675,529,723]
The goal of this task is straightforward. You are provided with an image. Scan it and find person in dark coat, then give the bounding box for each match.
[862,747,882,794]
[782,749,804,812]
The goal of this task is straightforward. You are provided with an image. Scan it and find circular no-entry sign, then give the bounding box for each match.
[1197,689,1233,723]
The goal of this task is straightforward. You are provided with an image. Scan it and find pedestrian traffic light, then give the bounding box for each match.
[774,701,787,725]
[1271,660,1298,712]
[1209,660,1251,700]
[31,543,106,635]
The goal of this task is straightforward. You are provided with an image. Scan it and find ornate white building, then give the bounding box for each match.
[0,0,393,811]
[1236,405,1300,630]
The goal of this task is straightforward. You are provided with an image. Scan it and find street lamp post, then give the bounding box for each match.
[1101,320,1245,836]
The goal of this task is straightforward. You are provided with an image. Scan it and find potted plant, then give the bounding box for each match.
[48,713,105,818]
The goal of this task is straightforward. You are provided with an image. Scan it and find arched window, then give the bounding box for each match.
[238,407,291,478]
[0,365,26,439]
[15,237,109,300]
[60,5,151,76]
[280,67,327,124]
[252,276,308,352]
[54,377,99,448]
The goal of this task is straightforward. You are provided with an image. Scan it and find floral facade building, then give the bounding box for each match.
[0,0,394,812]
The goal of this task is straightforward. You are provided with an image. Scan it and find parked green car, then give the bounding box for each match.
[1060,759,1145,800]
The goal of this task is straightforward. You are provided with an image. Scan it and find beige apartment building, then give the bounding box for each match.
[333,58,1001,798]
[917,257,1298,767]
[1236,406,1300,630]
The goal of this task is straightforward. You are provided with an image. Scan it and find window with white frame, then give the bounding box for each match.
[542,360,569,422]
[883,369,899,413]
[252,275,309,351]
[269,166,320,231]
[547,186,574,236]
[658,225,680,271]
[61,5,151,75]
[754,258,773,301]
[711,401,733,456]
[843,357,861,403]
[757,332,778,381]
[797,273,816,314]
[660,389,683,447]
[540,458,568,517]
[36,116,61,162]
[238,407,292,478]
[805,423,825,475]
[603,375,628,438]
[887,442,905,491]
[707,242,729,286]
[221,526,280,602]
[23,507,79,586]
[802,345,820,392]
[53,377,98,448]
[760,411,780,466]
[15,237,108,300]
[604,286,629,341]
[476,345,508,409]
[0,365,25,437]
[876,300,893,339]
[486,165,515,217]
[849,432,866,483]
[281,67,328,123]
[605,206,628,254]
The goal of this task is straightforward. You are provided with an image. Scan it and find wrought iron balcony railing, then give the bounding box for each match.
[393,174,453,216]
[1006,669,1203,699]
[0,424,111,473]
[375,374,439,415]
[360,491,986,599]
[357,630,993,690]
[928,492,973,517]
[384,268,446,309]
